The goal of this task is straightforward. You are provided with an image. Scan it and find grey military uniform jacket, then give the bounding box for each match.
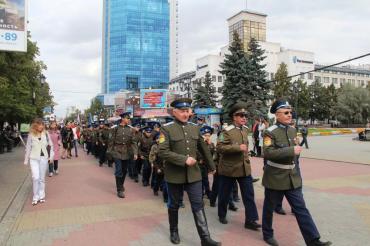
[158,120,216,184]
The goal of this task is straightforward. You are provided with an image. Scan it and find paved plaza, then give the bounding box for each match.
[0,134,369,246]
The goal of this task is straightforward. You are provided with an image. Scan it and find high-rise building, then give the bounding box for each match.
[169,0,179,79]
[227,10,267,52]
[102,0,170,94]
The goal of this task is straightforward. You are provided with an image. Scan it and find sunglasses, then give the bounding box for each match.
[277,111,292,115]
[234,113,247,118]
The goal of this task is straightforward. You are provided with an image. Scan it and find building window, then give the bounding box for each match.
[323,77,330,83]
[218,76,222,82]
[300,73,305,79]
[308,73,313,80]
[314,76,321,83]
[332,78,338,84]
[217,87,222,93]
[212,75,216,82]
[340,78,346,85]
[270,73,274,80]
[126,76,138,90]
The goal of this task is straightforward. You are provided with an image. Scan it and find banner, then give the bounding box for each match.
[0,0,27,52]
[140,89,167,109]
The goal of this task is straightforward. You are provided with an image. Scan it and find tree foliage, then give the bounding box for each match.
[335,84,370,124]
[193,71,217,107]
[0,35,53,126]
[273,63,291,99]
[220,32,272,121]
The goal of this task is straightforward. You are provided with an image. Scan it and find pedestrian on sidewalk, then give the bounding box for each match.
[24,118,54,206]
[61,123,73,158]
[158,98,220,246]
[48,121,62,177]
[300,124,309,149]
[71,122,79,157]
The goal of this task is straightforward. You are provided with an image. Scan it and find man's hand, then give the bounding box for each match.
[133,154,138,160]
[240,144,248,152]
[294,146,302,155]
[185,157,197,166]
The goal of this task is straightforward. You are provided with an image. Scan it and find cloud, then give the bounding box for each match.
[27,0,370,117]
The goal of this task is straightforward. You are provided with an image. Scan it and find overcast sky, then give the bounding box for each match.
[28,0,370,117]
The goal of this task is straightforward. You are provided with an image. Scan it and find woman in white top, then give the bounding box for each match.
[24,118,54,205]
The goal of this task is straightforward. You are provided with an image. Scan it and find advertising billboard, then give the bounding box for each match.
[140,89,167,109]
[0,0,28,52]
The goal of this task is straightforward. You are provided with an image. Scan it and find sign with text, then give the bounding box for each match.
[0,0,28,52]
[140,89,167,109]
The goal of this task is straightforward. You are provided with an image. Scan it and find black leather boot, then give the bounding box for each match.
[115,177,125,198]
[168,209,180,244]
[193,209,221,246]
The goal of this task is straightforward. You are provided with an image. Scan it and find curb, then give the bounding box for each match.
[307,128,363,137]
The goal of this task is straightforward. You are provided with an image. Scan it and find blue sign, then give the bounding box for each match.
[194,108,223,115]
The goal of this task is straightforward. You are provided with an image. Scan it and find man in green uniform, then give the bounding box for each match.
[98,121,110,167]
[109,112,138,198]
[216,102,260,230]
[158,98,221,246]
[139,126,155,186]
[262,99,331,246]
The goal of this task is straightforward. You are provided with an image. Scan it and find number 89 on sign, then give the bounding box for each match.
[0,33,18,41]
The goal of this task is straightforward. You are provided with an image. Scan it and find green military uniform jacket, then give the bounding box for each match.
[217,124,251,177]
[262,122,302,190]
[109,124,138,160]
[139,134,154,160]
[158,120,216,184]
[98,128,110,146]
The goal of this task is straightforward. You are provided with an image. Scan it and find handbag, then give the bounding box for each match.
[45,132,51,160]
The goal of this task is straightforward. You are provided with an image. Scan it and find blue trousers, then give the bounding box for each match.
[218,175,259,222]
[167,181,203,212]
[114,159,129,178]
[262,188,320,243]
[210,173,236,207]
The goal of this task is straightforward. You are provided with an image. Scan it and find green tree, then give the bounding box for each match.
[335,84,370,125]
[84,98,106,122]
[0,35,53,126]
[290,80,310,120]
[193,71,217,107]
[307,79,330,122]
[273,63,291,99]
[220,33,272,120]
[326,83,338,123]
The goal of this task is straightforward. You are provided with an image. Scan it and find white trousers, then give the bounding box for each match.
[29,157,48,201]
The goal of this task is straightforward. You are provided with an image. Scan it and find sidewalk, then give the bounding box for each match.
[0,147,29,221]
[3,147,370,246]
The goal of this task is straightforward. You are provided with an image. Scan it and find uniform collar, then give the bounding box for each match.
[174,119,188,126]
[276,121,289,129]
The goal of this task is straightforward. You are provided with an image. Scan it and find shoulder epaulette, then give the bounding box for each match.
[188,122,197,125]
[242,125,249,129]
[225,125,235,131]
[128,125,133,129]
[110,125,117,129]
[163,122,174,127]
[267,125,278,132]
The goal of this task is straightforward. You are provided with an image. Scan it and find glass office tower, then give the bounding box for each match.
[102,0,170,94]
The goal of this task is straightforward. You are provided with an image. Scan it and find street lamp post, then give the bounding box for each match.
[293,81,300,123]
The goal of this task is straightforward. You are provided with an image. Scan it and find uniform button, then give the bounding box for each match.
[185,133,187,135]
[187,147,190,150]
[186,140,189,143]
[182,125,185,128]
